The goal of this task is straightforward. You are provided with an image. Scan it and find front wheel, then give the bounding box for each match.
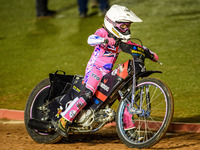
[116,78,174,148]
[24,78,63,143]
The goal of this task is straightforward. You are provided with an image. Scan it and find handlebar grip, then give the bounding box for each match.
[103,38,120,46]
[104,39,109,44]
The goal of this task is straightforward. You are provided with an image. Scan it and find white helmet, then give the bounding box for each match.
[104,5,142,41]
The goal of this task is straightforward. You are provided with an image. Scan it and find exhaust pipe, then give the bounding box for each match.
[28,119,55,132]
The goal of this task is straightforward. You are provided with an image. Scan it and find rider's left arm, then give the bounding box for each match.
[120,40,159,62]
[143,46,159,62]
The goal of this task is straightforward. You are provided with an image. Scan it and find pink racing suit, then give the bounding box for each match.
[84,28,121,94]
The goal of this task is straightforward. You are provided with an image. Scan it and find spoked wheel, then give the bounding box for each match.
[116,78,174,148]
[24,78,63,143]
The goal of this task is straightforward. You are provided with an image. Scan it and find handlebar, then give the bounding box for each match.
[104,38,163,65]
[157,60,163,65]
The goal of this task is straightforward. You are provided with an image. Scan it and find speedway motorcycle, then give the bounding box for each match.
[24,39,174,149]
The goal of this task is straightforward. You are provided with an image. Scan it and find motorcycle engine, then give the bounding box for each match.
[94,108,115,123]
[74,109,94,127]
[74,107,115,130]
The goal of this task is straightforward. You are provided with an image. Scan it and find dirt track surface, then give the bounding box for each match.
[0,122,200,150]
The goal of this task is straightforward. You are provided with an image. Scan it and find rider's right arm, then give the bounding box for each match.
[87,34,105,46]
[87,28,109,46]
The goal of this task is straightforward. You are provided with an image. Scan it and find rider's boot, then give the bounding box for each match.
[61,97,87,122]
[57,97,87,136]
[57,117,68,137]
[123,105,135,130]
[123,106,145,141]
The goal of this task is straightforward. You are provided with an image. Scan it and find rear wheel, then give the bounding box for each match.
[24,78,63,143]
[116,78,174,148]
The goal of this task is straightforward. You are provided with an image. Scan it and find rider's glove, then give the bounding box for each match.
[143,46,159,62]
[151,52,159,62]
[104,37,116,46]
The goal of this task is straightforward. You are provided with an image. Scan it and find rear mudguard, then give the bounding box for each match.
[47,72,85,122]
[48,71,74,100]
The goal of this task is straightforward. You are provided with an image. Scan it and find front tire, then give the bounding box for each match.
[24,78,63,143]
[116,78,174,148]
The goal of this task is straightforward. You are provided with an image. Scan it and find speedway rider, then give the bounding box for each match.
[57,4,159,137]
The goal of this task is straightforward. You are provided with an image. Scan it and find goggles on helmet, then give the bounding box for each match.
[115,22,131,33]
[105,16,132,37]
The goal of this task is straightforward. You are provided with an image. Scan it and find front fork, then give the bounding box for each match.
[128,82,151,118]
[118,61,150,117]
[118,75,143,115]
[130,60,143,115]
[118,87,143,115]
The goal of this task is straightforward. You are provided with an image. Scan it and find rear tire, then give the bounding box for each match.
[116,78,174,148]
[24,78,63,143]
